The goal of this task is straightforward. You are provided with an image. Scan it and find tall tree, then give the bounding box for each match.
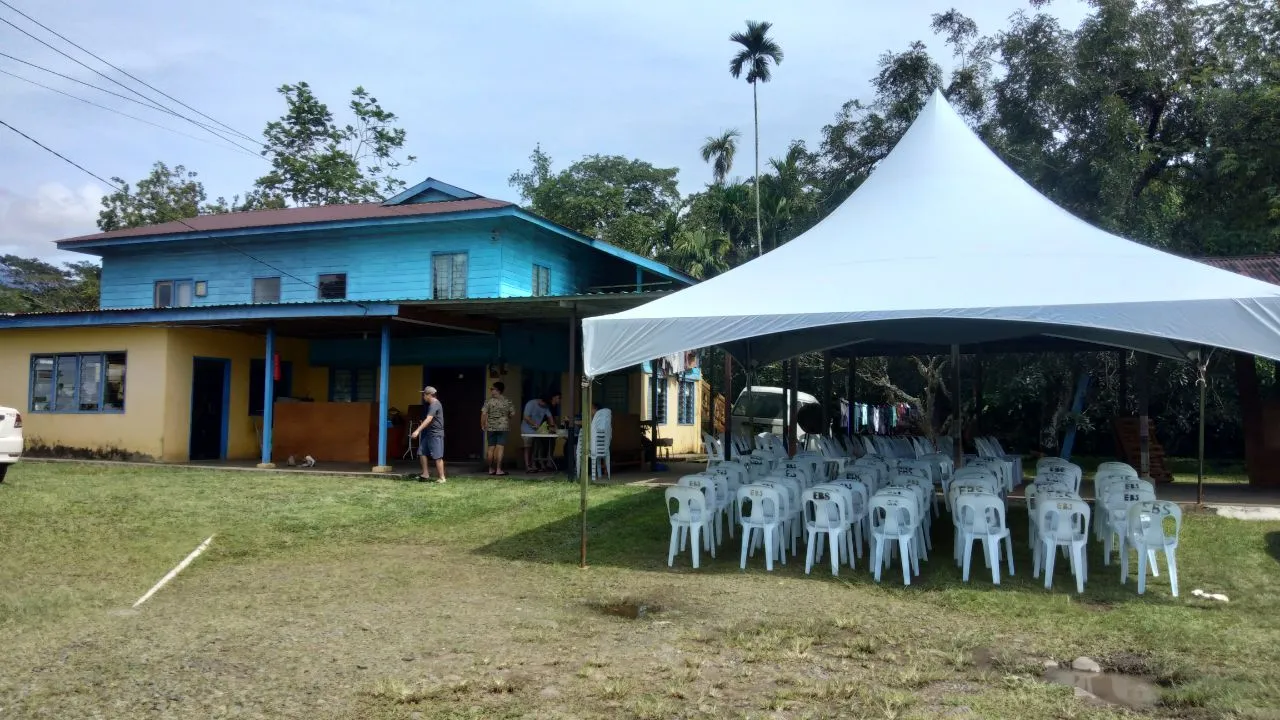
[254,82,416,206]
[508,150,681,258]
[0,256,99,312]
[97,162,206,232]
[699,129,740,185]
[729,20,784,258]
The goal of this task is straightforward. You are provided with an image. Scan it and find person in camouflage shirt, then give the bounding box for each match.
[480,382,514,476]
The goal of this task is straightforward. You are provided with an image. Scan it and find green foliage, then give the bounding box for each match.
[253,82,416,206]
[97,161,206,232]
[728,20,784,85]
[0,255,99,312]
[699,129,740,186]
[508,149,681,258]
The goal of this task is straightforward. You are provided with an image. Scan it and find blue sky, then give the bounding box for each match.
[0,0,1088,262]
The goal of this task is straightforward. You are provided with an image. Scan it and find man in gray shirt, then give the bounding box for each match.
[411,386,446,483]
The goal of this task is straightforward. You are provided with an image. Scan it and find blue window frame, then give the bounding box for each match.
[329,368,376,402]
[154,279,195,308]
[432,253,468,299]
[532,264,551,297]
[29,352,126,413]
[678,380,696,425]
[648,369,668,425]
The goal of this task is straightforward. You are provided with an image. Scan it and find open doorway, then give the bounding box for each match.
[424,366,486,463]
[190,357,230,461]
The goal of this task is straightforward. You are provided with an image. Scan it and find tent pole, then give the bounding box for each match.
[789,359,800,455]
[1197,349,1209,506]
[1137,353,1151,479]
[723,352,733,462]
[822,352,833,437]
[951,344,962,468]
[579,377,592,568]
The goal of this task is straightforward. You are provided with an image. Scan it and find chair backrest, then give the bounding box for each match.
[918,452,953,482]
[1127,500,1181,546]
[712,462,748,494]
[949,481,999,510]
[756,479,797,516]
[1036,456,1066,470]
[814,482,859,519]
[737,484,783,523]
[987,437,1010,456]
[665,486,706,522]
[1036,468,1081,494]
[953,467,999,485]
[956,493,1007,534]
[1037,461,1082,483]
[1103,485,1157,512]
[803,488,845,529]
[974,437,996,458]
[1097,461,1138,479]
[869,493,918,534]
[1037,497,1091,542]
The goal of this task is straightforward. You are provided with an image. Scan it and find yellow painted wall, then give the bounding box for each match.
[633,371,704,454]
[162,328,311,462]
[0,327,171,459]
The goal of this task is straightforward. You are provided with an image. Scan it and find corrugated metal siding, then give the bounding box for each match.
[98,227,505,308]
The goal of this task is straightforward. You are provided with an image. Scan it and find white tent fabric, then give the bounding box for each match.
[582,90,1280,377]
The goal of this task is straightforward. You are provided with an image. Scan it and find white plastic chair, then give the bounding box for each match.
[955,494,1014,585]
[758,477,801,557]
[584,408,612,481]
[1125,500,1182,596]
[737,484,786,571]
[678,474,728,548]
[1034,498,1091,593]
[869,494,920,585]
[665,486,710,568]
[1101,484,1157,570]
[815,482,862,564]
[802,488,848,576]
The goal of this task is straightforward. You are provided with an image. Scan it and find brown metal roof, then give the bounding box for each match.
[1197,255,1280,285]
[58,197,512,245]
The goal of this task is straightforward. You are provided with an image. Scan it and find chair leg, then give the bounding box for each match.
[1148,549,1160,577]
[690,525,701,569]
[1043,541,1056,590]
[899,537,913,586]
[1119,536,1129,584]
[667,524,679,567]
[987,537,1000,585]
[1136,545,1148,595]
[1074,544,1086,594]
[1004,535,1015,577]
[1032,536,1041,578]
[739,527,752,569]
[763,526,775,572]
[678,525,687,552]
[829,530,841,576]
[961,535,974,583]
[872,537,884,583]
[804,529,817,575]
[1166,548,1179,597]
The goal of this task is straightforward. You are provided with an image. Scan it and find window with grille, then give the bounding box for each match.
[253,277,281,303]
[532,264,551,296]
[318,273,347,300]
[649,371,668,424]
[29,352,126,413]
[597,373,630,415]
[432,253,468,299]
[330,368,377,402]
[678,380,696,425]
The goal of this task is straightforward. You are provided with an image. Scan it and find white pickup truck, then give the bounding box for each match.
[0,405,22,482]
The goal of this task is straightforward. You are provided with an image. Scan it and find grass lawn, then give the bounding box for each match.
[2,462,1279,719]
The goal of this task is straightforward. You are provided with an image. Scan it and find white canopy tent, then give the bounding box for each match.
[582,90,1280,377]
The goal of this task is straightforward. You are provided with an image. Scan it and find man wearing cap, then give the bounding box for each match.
[411,386,446,483]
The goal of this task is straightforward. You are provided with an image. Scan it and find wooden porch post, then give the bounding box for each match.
[373,322,392,472]
[723,352,733,462]
[257,325,276,469]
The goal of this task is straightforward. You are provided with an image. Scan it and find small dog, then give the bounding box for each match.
[302,455,316,468]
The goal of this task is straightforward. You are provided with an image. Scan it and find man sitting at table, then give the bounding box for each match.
[521,396,556,472]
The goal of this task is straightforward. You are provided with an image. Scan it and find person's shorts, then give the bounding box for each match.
[419,434,444,460]
[487,431,507,447]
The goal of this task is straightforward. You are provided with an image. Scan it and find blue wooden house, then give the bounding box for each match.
[0,178,704,469]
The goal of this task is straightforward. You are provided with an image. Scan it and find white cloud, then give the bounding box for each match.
[0,183,104,263]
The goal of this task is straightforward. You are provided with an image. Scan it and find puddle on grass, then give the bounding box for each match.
[1043,667,1160,709]
[592,600,663,620]
[972,649,1159,710]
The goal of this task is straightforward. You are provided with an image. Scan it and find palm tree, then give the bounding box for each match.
[700,129,740,185]
[729,20,783,257]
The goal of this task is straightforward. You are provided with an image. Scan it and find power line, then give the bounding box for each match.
[0,14,263,156]
[0,0,259,145]
[0,118,331,299]
[0,67,262,158]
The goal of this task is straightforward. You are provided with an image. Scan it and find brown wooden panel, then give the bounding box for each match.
[273,401,375,464]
